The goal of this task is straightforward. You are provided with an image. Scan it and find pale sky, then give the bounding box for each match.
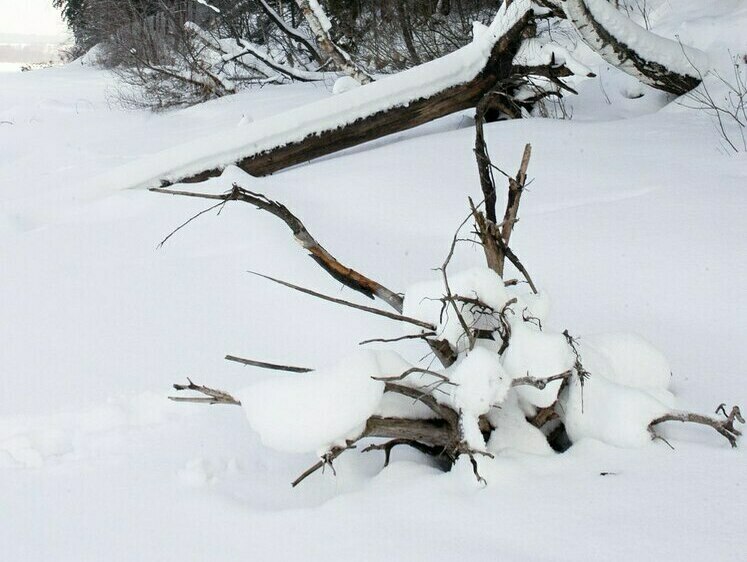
[0,0,69,38]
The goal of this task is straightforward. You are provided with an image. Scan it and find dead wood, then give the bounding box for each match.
[249,271,435,330]
[649,405,744,448]
[151,183,403,310]
[224,355,314,373]
[170,379,242,405]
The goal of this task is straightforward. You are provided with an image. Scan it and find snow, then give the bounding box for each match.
[582,332,671,390]
[560,371,671,448]
[332,75,361,94]
[564,0,710,81]
[446,347,511,416]
[502,322,576,407]
[236,351,387,453]
[487,390,554,456]
[442,347,512,448]
[403,266,512,350]
[1,0,747,559]
[307,0,333,33]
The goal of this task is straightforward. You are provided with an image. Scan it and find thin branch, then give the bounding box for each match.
[151,184,404,311]
[249,271,436,330]
[169,378,241,405]
[359,332,437,345]
[512,370,573,390]
[224,354,314,373]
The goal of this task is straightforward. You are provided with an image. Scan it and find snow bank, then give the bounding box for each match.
[236,351,396,453]
[560,372,670,448]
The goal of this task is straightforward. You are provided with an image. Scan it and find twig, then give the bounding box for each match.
[373,367,455,385]
[248,271,435,330]
[291,441,358,487]
[158,200,227,248]
[512,370,573,390]
[359,332,437,345]
[169,378,241,405]
[151,184,403,310]
[224,354,313,373]
[362,439,443,467]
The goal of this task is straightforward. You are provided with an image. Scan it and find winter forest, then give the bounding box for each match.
[1,0,745,560]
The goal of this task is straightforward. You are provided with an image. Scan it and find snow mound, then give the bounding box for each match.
[560,371,671,448]
[332,76,361,95]
[236,351,394,453]
[445,347,511,416]
[487,390,554,456]
[502,322,575,407]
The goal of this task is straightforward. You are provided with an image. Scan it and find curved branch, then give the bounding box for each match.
[562,0,704,95]
[649,405,743,448]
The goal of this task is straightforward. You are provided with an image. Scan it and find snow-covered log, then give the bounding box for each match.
[561,0,707,95]
[165,0,534,182]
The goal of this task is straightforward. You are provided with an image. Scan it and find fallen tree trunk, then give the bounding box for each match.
[168,0,534,182]
[153,0,707,184]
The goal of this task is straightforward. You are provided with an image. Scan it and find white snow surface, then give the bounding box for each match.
[1,1,746,559]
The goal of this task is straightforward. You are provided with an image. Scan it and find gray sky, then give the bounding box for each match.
[0,0,69,39]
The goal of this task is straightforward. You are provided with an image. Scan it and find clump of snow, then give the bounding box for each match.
[236,351,391,453]
[560,371,670,448]
[308,0,333,32]
[487,390,554,456]
[403,266,512,350]
[332,76,361,95]
[502,322,575,407]
[445,347,511,416]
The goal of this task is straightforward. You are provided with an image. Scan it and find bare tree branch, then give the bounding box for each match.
[224,354,314,373]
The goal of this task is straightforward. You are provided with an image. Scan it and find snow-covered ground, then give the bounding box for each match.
[1,2,746,560]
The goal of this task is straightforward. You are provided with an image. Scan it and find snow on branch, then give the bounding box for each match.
[561,0,708,95]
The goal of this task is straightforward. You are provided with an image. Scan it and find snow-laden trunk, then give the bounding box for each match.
[561,0,707,95]
[171,1,533,182]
